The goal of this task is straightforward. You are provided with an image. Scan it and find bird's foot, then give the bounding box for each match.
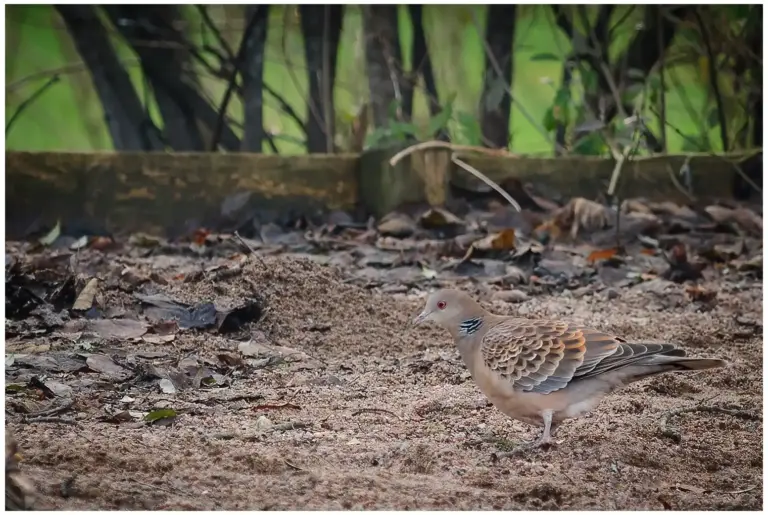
[492,433,556,460]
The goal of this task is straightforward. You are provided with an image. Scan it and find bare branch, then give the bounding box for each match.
[6,75,60,135]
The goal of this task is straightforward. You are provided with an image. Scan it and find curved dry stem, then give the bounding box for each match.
[388,140,509,167]
[451,153,521,212]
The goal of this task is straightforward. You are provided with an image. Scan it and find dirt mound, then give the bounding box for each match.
[6,253,762,510]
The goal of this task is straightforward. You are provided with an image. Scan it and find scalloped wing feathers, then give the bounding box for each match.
[477,318,666,394]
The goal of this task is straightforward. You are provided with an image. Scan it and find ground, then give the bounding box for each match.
[5,234,762,510]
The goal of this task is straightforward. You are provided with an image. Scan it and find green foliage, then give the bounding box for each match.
[572,132,607,156]
[455,111,482,146]
[366,93,484,149]
[529,53,561,62]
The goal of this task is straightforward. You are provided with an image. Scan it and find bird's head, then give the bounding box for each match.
[412,288,486,329]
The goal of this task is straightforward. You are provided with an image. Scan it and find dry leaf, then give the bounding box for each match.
[472,229,516,251]
[419,207,464,229]
[685,284,717,303]
[587,248,618,263]
[555,198,610,239]
[73,278,99,311]
[621,199,653,215]
[86,354,132,381]
[377,212,416,238]
[38,220,61,246]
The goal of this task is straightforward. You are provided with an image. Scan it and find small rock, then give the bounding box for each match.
[158,378,177,394]
[492,290,529,303]
[256,415,273,430]
[605,288,620,300]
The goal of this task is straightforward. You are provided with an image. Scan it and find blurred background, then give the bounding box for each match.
[4,5,763,156]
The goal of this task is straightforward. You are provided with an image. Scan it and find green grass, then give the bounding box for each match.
[5,5,724,154]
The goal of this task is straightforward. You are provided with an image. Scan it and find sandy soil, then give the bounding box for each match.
[6,254,763,510]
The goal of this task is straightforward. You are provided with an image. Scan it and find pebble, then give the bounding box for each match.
[492,290,529,303]
[255,415,273,430]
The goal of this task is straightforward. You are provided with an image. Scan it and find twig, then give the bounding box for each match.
[283,459,307,471]
[666,163,696,202]
[23,416,77,426]
[470,9,566,154]
[649,106,763,194]
[389,140,508,167]
[24,400,74,419]
[608,6,636,40]
[6,75,61,134]
[233,230,266,266]
[451,154,521,212]
[351,408,401,420]
[268,421,310,433]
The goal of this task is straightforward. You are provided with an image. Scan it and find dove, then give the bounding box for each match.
[413,289,726,451]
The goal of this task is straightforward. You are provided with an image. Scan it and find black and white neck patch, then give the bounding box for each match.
[458,317,483,335]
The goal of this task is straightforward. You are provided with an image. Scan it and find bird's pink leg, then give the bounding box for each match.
[495,411,556,458]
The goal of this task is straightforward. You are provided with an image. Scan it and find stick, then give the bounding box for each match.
[451,154,521,212]
[388,140,509,167]
[233,231,266,266]
[6,75,61,134]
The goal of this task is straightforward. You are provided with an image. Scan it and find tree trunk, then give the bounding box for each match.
[362,6,405,128]
[300,5,344,153]
[103,6,241,151]
[405,5,447,140]
[56,5,163,151]
[241,5,270,152]
[479,5,516,148]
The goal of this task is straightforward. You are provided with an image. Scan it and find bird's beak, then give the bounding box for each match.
[413,309,430,326]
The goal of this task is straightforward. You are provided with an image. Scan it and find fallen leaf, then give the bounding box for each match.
[587,248,618,263]
[192,228,211,246]
[144,408,177,424]
[89,236,115,251]
[158,378,177,394]
[101,410,134,424]
[142,334,176,344]
[86,354,132,381]
[87,319,148,340]
[128,233,164,248]
[420,266,438,279]
[472,228,516,251]
[685,284,717,303]
[555,198,610,239]
[69,235,90,250]
[136,293,217,330]
[38,220,61,246]
[121,267,150,288]
[419,207,464,229]
[215,299,263,333]
[72,278,99,311]
[377,213,416,238]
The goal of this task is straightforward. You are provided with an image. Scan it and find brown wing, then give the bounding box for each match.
[480,318,623,394]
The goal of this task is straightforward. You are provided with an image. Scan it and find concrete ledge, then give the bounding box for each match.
[5,149,760,237]
[6,151,359,237]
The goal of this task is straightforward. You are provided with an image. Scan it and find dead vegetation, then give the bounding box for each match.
[4,190,762,510]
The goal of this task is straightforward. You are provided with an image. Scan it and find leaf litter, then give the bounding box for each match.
[3,188,762,510]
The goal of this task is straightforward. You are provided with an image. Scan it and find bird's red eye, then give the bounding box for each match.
[437,301,446,310]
